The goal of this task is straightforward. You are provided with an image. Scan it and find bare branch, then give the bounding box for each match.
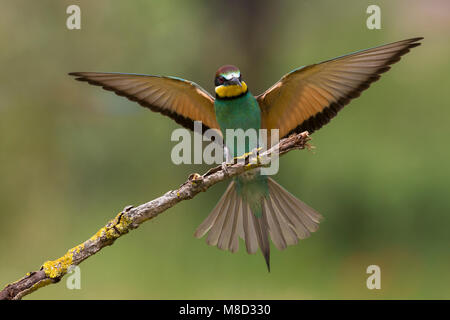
[0,131,311,300]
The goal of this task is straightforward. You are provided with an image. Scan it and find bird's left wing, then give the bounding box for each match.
[257,37,423,139]
[69,72,219,132]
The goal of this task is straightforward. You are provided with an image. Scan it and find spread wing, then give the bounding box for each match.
[257,37,423,139]
[69,72,219,132]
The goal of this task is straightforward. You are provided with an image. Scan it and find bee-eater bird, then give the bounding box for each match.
[70,37,422,271]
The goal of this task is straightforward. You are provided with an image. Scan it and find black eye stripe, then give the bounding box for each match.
[215,77,225,86]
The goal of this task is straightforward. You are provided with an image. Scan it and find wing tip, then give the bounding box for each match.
[403,37,423,50]
[408,36,424,43]
[68,72,91,82]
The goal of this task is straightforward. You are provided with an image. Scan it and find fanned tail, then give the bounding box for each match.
[194,178,322,270]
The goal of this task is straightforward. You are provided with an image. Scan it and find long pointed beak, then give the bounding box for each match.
[228,77,242,86]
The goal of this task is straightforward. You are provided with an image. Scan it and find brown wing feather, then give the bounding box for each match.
[69,72,219,132]
[257,37,423,139]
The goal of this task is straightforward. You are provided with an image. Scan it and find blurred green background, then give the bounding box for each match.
[1,0,449,299]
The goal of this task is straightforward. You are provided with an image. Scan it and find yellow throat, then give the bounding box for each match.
[215,81,248,98]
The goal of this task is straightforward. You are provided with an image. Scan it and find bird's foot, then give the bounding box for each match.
[221,162,230,176]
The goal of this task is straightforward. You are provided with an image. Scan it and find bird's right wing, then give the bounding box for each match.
[69,72,220,132]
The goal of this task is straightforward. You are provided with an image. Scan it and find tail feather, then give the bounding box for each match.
[257,203,271,271]
[263,198,288,250]
[227,197,242,253]
[270,179,322,227]
[269,184,310,239]
[242,201,258,254]
[268,179,322,239]
[206,188,234,246]
[217,190,238,250]
[194,178,323,270]
[194,181,235,239]
[266,194,299,246]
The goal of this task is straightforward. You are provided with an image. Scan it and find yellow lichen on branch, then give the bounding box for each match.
[42,253,73,279]
[42,211,134,280]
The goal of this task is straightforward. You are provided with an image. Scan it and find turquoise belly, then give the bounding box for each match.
[214,92,261,158]
[214,92,268,216]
